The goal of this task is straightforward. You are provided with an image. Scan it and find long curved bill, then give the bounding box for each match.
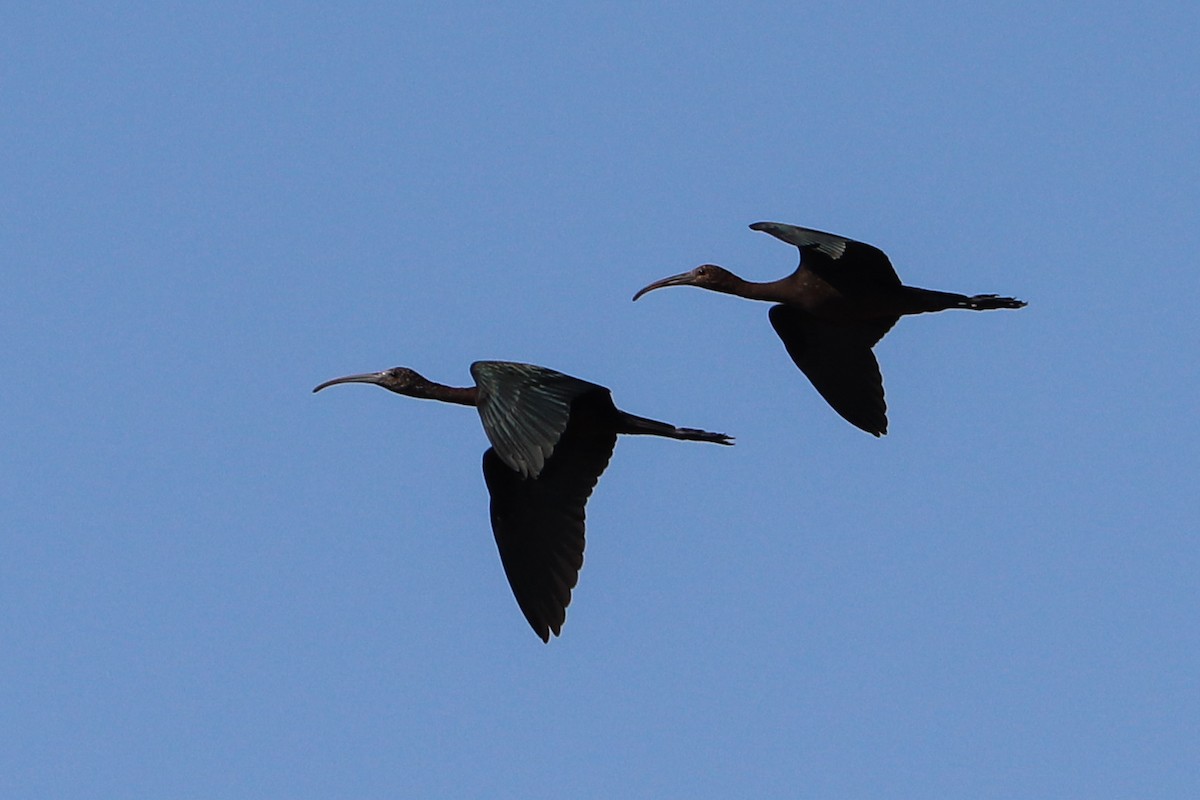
[632,271,696,301]
[312,372,386,393]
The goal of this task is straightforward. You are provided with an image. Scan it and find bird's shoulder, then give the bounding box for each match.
[470,361,605,396]
[750,221,900,286]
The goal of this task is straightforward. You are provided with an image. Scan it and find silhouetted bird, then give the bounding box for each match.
[314,361,732,642]
[634,222,1026,436]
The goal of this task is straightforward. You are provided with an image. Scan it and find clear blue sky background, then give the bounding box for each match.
[4,3,1198,797]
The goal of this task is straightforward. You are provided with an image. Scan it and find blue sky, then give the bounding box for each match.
[3,3,1198,797]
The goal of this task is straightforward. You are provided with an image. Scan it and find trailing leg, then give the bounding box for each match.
[615,411,733,445]
[897,286,1026,314]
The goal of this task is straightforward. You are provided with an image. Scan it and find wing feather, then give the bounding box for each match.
[471,361,610,478]
[482,392,618,641]
[769,304,889,436]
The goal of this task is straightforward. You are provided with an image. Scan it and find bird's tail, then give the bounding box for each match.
[616,411,733,445]
[897,286,1027,313]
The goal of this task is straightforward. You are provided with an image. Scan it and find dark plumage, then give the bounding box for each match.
[314,361,732,642]
[634,222,1026,435]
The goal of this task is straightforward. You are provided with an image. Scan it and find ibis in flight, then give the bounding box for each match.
[314,361,732,642]
[634,222,1026,436]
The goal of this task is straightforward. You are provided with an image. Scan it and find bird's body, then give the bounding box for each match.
[314,361,731,642]
[634,222,1026,436]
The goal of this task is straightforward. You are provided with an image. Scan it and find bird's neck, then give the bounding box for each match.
[727,274,794,303]
[411,382,479,406]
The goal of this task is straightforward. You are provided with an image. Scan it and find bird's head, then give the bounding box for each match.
[313,366,430,396]
[632,264,740,300]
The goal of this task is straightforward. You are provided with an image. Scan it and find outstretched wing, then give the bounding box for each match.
[482,392,619,642]
[471,361,610,479]
[768,304,889,436]
[750,221,901,289]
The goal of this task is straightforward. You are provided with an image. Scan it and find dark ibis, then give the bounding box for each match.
[634,222,1027,436]
[314,361,732,642]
